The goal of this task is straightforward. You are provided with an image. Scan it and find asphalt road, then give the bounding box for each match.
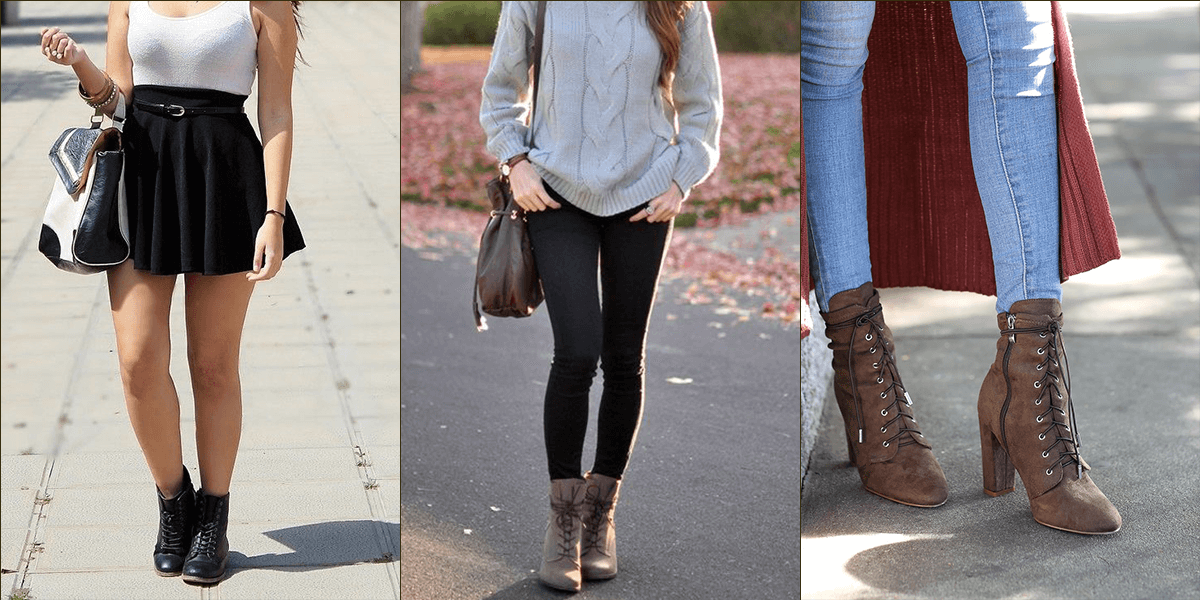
[401,245,802,600]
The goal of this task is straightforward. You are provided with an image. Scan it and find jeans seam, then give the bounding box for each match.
[979,0,1029,302]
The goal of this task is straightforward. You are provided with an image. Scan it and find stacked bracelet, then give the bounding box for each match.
[78,77,116,109]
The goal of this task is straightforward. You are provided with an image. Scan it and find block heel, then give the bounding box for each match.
[979,424,1015,497]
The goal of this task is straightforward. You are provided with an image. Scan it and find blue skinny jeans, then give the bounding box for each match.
[802,1,1062,313]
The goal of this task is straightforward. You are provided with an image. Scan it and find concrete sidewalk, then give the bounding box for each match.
[1,2,399,598]
[801,4,1200,599]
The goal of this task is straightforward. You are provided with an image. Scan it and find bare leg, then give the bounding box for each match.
[107,260,185,497]
[184,272,255,496]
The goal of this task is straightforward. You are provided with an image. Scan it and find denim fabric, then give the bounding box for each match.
[801,1,1062,313]
[525,185,672,481]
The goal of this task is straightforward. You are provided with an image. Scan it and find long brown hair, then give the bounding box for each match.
[645,1,694,109]
[290,1,307,65]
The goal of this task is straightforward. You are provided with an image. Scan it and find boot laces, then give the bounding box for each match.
[1002,319,1083,478]
[581,485,614,556]
[159,500,188,547]
[549,493,580,564]
[188,501,221,559]
[827,305,923,448]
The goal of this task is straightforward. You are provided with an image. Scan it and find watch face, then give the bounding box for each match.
[501,163,511,176]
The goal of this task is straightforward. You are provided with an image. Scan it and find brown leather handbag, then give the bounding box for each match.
[473,0,547,332]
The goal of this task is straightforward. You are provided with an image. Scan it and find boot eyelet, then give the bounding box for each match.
[1036,416,1043,423]
[1033,381,1041,388]
[876,377,884,384]
[872,362,878,369]
[1037,348,1045,355]
[1035,399,1042,405]
[1057,393,1063,399]
[1046,468,1053,475]
[1042,451,1049,458]
[1065,426,1070,432]
[1036,364,1044,371]
[881,427,887,433]
[882,441,889,447]
[881,409,888,416]
[865,333,873,341]
[880,391,887,398]
[1039,433,1046,440]
[911,418,917,423]
[1040,332,1047,338]
[870,347,877,354]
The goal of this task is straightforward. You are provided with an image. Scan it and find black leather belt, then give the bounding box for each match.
[134,101,245,117]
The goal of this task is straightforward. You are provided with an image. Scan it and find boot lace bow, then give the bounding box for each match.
[827,305,924,448]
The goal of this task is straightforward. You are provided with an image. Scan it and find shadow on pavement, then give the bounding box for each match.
[223,519,399,579]
[482,577,578,599]
[1,68,79,103]
[0,29,107,48]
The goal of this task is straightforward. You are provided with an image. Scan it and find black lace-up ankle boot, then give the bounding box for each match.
[153,466,196,576]
[182,490,230,584]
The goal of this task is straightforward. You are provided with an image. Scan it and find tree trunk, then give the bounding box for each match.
[401,1,425,93]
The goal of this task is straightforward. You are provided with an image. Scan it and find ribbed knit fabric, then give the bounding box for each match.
[800,1,1120,339]
[480,1,723,217]
[128,1,258,97]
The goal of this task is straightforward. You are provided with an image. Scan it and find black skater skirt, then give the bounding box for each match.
[123,85,305,275]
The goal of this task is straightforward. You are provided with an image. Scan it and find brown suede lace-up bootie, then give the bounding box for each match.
[820,282,948,507]
[539,478,587,592]
[978,298,1120,534]
[580,472,620,581]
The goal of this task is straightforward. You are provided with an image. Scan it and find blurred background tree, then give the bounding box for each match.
[417,0,799,53]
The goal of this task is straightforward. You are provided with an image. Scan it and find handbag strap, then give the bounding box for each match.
[527,0,547,144]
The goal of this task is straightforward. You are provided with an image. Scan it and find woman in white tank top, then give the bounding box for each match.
[39,1,306,585]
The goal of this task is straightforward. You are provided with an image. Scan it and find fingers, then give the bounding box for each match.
[41,28,77,63]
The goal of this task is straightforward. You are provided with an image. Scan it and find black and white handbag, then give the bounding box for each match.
[39,94,129,274]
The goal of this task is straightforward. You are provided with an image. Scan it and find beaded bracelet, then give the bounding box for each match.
[78,78,116,109]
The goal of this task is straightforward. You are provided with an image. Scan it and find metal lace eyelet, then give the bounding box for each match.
[1039,433,1046,440]
[1040,332,1047,338]
[1057,393,1063,399]
[1033,381,1041,388]
[880,391,887,398]
[881,427,887,433]
[1035,398,1042,405]
[911,418,917,423]
[1065,426,1070,432]
[872,362,878,369]
[882,441,890,447]
[1036,416,1043,423]
[865,333,873,341]
[1046,468,1053,475]
[1037,348,1045,355]
[881,409,888,416]
[876,377,884,384]
[870,347,877,354]
[1036,364,1044,371]
[1042,451,1049,458]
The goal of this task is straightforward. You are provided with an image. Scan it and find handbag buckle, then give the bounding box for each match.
[165,104,186,117]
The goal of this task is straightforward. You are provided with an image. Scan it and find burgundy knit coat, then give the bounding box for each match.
[799,1,1121,338]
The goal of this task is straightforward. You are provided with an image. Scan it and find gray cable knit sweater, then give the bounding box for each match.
[480,1,723,217]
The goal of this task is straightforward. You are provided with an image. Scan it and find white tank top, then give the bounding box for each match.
[127,1,258,96]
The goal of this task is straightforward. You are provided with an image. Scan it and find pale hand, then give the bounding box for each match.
[508,160,560,212]
[40,27,86,66]
[629,181,685,223]
[247,221,285,282]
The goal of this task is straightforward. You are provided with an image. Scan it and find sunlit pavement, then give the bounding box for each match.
[801,3,1200,599]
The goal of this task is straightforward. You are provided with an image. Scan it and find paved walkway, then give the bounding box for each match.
[801,4,1200,599]
[1,2,399,598]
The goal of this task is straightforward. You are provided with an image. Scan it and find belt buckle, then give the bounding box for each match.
[165,104,186,117]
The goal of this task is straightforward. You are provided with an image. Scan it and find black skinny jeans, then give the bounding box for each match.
[526,184,672,481]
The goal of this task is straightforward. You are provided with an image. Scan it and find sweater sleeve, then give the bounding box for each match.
[480,1,537,164]
[670,2,723,198]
